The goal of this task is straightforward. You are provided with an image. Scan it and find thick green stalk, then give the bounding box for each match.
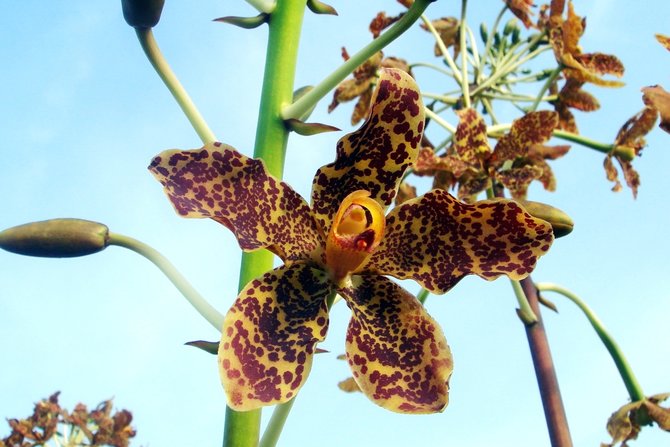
[135,28,216,144]
[108,233,224,330]
[283,0,435,120]
[223,2,307,447]
[536,283,645,402]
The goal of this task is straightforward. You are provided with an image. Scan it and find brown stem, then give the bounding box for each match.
[520,277,573,447]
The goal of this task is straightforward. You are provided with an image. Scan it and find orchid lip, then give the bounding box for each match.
[325,190,385,283]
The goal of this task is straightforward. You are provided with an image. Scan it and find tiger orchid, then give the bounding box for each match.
[148,69,554,414]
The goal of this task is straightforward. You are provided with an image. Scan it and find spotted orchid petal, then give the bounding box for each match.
[218,261,331,411]
[340,274,453,414]
[365,189,554,294]
[149,142,323,262]
[311,68,424,234]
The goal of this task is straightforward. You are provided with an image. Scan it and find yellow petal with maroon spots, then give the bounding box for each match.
[340,274,452,414]
[311,68,424,234]
[325,190,385,284]
[149,142,323,262]
[491,111,559,167]
[453,108,490,167]
[364,189,554,294]
[218,262,331,411]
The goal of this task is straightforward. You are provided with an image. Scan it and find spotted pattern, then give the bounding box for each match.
[364,189,554,294]
[218,261,331,411]
[453,108,490,166]
[149,142,323,262]
[341,274,452,414]
[311,69,424,234]
[492,111,559,167]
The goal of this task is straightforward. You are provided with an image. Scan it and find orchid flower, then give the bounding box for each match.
[148,69,554,414]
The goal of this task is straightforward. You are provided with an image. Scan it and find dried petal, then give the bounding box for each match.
[364,190,554,293]
[505,0,536,29]
[337,377,361,393]
[559,80,600,111]
[149,142,323,262]
[341,275,452,413]
[370,12,403,38]
[395,181,417,205]
[421,17,460,57]
[573,53,624,78]
[603,155,622,193]
[219,262,331,410]
[350,88,373,125]
[496,164,544,199]
[656,34,670,52]
[642,84,670,133]
[328,78,372,113]
[312,69,424,233]
[615,107,658,151]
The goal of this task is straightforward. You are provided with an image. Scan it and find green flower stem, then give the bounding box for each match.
[259,398,296,447]
[486,124,635,161]
[511,279,538,324]
[225,3,308,447]
[135,28,216,145]
[552,129,635,161]
[422,91,460,105]
[467,25,481,69]
[416,288,430,305]
[482,92,557,103]
[424,107,456,134]
[459,0,471,108]
[471,33,548,98]
[281,0,435,121]
[478,5,507,76]
[420,14,462,85]
[410,62,456,78]
[529,66,562,112]
[107,232,224,330]
[535,283,646,402]
[481,97,500,125]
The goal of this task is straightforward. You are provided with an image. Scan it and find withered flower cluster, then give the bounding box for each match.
[1,392,136,447]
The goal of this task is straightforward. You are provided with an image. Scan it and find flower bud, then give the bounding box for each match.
[479,23,488,43]
[519,200,574,238]
[121,0,165,29]
[307,0,338,16]
[0,219,110,258]
[503,18,519,36]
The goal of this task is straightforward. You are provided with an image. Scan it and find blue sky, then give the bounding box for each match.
[1,1,669,446]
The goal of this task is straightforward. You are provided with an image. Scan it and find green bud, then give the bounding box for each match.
[121,0,165,29]
[0,219,110,258]
[503,18,519,36]
[520,200,574,238]
[479,23,488,43]
[307,0,338,16]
